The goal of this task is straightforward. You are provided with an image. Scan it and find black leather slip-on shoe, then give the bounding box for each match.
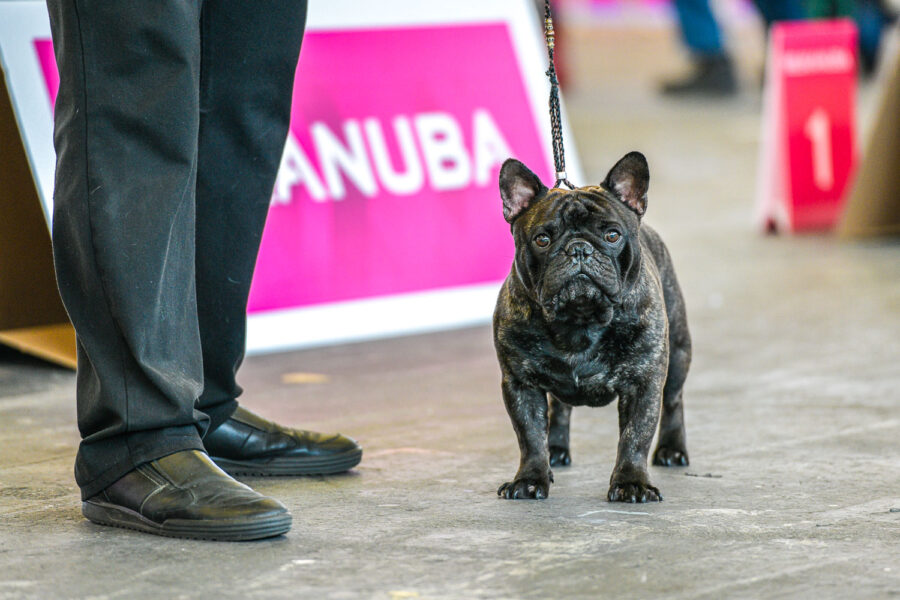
[81,450,291,541]
[204,406,362,476]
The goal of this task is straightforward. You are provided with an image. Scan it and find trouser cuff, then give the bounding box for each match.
[198,398,239,436]
[75,425,205,500]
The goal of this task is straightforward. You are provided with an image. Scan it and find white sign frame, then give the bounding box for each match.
[0,1,57,222]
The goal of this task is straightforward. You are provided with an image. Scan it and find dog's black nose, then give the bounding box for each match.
[565,239,594,258]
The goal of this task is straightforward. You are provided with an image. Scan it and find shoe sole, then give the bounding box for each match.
[211,447,363,477]
[82,500,292,542]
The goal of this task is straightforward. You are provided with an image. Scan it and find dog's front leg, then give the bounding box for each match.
[548,394,573,467]
[608,381,663,503]
[498,380,552,500]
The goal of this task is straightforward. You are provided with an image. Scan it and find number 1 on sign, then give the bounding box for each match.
[804,108,833,191]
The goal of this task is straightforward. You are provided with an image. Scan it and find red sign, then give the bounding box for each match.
[756,19,858,232]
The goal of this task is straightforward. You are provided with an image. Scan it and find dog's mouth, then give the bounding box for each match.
[542,274,611,321]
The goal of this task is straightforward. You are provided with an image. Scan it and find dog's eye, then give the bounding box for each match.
[604,230,621,244]
[534,234,551,248]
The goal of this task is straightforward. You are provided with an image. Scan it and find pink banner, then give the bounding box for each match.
[33,39,57,107]
[249,24,551,312]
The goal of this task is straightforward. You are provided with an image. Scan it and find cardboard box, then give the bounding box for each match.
[0,70,75,368]
[839,38,900,237]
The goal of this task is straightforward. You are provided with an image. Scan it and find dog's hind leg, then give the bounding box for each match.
[653,348,690,466]
[641,228,692,466]
[548,394,573,467]
[653,290,691,467]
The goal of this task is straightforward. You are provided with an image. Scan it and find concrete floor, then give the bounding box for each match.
[2,19,899,600]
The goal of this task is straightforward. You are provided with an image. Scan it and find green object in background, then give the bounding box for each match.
[804,0,856,18]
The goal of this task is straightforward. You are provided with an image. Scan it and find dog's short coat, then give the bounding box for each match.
[493,152,691,503]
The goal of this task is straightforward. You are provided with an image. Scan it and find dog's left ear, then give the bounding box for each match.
[499,159,547,223]
[603,151,649,217]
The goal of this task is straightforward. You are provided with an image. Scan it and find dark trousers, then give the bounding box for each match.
[46,0,307,499]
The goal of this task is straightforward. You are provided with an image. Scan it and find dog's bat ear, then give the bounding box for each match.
[499,159,547,223]
[603,151,649,217]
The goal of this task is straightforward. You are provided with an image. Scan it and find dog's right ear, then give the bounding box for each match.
[603,151,649,217]
[499,159,547,223]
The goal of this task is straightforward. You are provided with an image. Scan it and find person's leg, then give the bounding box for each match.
[49,0,294,539]
[193,0,308,429]
[855,0,889,74]
[662,0,737,96]
[47,0,208,500]
[672,0,725,56]
[192,0,362,475]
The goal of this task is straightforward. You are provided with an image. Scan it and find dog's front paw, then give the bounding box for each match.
[549,445,571,467]
[498,473,552,500]
[652,445,689,467]
[607,480,662,503]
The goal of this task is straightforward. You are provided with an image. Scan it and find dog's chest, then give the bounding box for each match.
[525,348,619,407]
[555,356,619,406]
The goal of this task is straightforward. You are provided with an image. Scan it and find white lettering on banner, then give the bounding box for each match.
[783,48,854,76]
[272,134,327,204]
[414,112,473,191]
[364,116,424,195]
[272,109,512,204]
[472,108,513,186]
[312,121,378,200]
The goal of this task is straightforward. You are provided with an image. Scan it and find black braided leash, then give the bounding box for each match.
[543,0,575,190]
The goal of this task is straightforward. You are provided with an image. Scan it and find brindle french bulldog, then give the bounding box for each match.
[494,152,691,503]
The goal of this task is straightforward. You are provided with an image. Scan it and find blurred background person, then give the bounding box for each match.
[660,0,805,96]
[805,0,896,74]
[660,0,895,97]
